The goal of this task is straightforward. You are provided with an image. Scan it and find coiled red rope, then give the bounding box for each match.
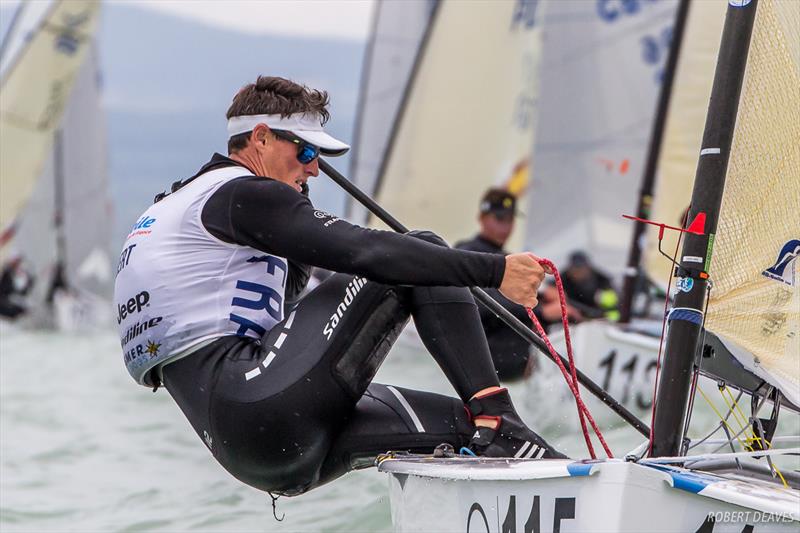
[525,258,613,459]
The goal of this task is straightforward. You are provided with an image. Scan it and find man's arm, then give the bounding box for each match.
[202,177,506,289]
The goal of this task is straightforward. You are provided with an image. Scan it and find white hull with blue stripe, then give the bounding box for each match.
[377,456,798,532]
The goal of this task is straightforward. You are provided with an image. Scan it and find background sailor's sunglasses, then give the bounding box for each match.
[271,129,320,164]
[490,211,514,222]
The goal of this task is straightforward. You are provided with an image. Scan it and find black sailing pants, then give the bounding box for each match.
[162,273,501,495]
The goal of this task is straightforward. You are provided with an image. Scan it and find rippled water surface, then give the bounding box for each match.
[2,323,797,531]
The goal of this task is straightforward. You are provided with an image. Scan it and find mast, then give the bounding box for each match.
[345,0,440,224]
[344,0,380,220]
[650,0,758,458]
[368,1,441,220]
[0,1,26,62]
[53,128,67,270]
[619,0,690,323]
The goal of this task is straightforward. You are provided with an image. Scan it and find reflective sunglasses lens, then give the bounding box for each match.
[297,144,319,164]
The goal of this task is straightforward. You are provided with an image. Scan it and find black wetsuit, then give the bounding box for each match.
[454,235,538,381]
[161,154,507,495]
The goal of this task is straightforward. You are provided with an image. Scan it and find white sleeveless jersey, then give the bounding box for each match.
[114,166,288,385]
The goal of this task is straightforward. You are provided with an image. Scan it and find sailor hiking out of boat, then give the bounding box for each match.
[113,76,565,496]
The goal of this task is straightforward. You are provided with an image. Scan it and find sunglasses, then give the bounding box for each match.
[271,129,321,164]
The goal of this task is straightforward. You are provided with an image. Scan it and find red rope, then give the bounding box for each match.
[525,258,613,459]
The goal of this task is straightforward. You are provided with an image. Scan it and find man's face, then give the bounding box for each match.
[479,212,514,247]
[568,264,592,282]
[256,126,319,192]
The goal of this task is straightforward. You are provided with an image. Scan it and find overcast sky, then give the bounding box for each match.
[0,0,375,40]
[127,0,374,40]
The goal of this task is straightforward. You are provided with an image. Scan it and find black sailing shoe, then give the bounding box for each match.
[465,388,568,459]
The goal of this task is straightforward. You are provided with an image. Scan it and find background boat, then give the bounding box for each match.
[524,0,678,277]
[0,1,112,330]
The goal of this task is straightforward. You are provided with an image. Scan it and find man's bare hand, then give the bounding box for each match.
[499,253,547,307]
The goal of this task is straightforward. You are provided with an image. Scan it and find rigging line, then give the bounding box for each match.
[683,282,714,448]
[681,370,700,451]
[752,417,789,488]
[689,386,784,449]
[639,447,800,465]
[746,385,774,423]
[710,416,758,456]
[647,210,686,456]
[688,423,731,451]
[719,422,742,470]
[688,387,753,451]
[708,386,778,456]
[691,436,800,447]
[719,387,753,442]
[698,386,750,451]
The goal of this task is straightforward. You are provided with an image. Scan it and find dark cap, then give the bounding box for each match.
[479,188,519,217]
[568,251,590,266]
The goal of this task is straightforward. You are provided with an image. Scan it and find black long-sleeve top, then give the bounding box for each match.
[193,154,505,297]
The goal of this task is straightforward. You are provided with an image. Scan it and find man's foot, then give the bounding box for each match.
[465,388,568,459]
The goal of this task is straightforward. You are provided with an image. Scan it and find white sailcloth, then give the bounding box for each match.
[346,0,436,226]
[703,0,800,407]
[1,1,111,327]
[371,0,544,251]
[643,0,727,288]
[524,0,678,275]
[0,0,101,243]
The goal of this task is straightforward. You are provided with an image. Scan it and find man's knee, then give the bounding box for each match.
[404,232,480,306]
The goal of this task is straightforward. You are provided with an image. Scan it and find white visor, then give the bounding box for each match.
[226,113,350,156]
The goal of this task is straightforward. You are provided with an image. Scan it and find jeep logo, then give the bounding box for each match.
[117,291,150,324]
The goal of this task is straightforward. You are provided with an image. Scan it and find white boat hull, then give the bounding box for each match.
[379,457,799,532]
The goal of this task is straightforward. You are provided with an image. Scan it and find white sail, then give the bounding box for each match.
[60,43,111,298]
[0,0,101,244]
[346,0,436,226]
[1,2,111,327]
[10,41,111,301]
[371,0,544,250]
[703,0,800,407]
[524,0,678,275]
[643,0,727,288]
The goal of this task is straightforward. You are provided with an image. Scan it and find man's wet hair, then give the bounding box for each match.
[226,76,331,154]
